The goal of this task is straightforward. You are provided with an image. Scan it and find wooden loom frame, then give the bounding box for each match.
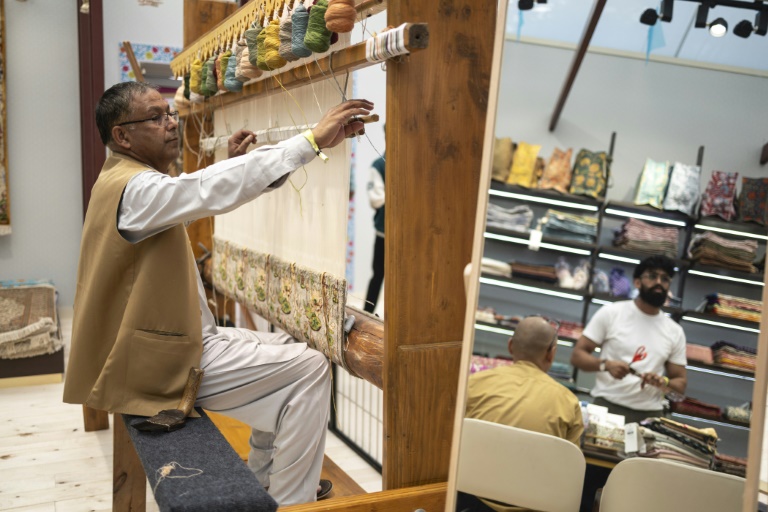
[176,0,497,510]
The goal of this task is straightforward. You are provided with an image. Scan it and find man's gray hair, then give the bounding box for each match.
[95,82,159,145]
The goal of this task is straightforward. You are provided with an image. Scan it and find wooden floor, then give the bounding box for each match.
[0,308,381,511]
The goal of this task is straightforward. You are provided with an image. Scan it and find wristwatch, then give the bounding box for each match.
[599,360,606,372]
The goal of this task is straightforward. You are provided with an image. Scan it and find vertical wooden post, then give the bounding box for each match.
[113,415,147,512]
[383,0,496,490]
[182,0,238,319]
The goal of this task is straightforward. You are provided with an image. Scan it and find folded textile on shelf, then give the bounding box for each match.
[713,453,747,478]
[688,232,758,273]
[704,293,762,323]
[541,209,599,244]
[711,340,756,373]
[700,170,738,221]
[669,397,723,421]
[475,307,499,324]
[481,257,512,278]
[509,262,558,285]
[613,218,679,258]
[0,283,62,359]
[686,344,714,365]
[724,405,751,425]
[486,203,534,233]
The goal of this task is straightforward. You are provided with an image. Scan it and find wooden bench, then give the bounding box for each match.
[114,408,278,512]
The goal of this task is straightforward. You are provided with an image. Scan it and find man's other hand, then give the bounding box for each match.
[228,130,257,158]
[312,100,374,149]
[605,360,631,380]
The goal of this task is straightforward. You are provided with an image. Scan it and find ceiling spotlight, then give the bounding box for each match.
[734,19,754,38]
[518,0,534,10]
[640,8,659,25]
[756,10,768,36]
[709,17,728,37]
[659,0,674,22]
[694,3,710,28]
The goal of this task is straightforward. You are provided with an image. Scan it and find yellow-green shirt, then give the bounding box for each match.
[464,361,584,512]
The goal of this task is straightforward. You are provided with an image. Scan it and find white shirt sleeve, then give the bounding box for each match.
[668,326,687,366]
[367,166,385,210]
[118,134,316,243]
[582,303,613,347]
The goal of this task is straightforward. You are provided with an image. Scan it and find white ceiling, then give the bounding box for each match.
[506,0,768,72]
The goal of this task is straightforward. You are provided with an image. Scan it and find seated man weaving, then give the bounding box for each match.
[63,81,373,505]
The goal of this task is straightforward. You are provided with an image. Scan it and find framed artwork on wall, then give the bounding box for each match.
[0,0,9,236]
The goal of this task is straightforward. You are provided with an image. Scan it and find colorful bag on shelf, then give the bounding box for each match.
[738,177,768,225]
[539,147,573,194]
[634,158,670,209]
[609,267,632,298]
[569,149,608,199]
[663,162,701,216]
[700,170,739,221]
[506,141,541,188]
[491,137,515,182]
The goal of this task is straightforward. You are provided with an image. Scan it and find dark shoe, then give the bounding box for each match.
[317,479,333,500]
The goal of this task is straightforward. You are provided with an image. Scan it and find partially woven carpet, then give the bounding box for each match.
[0,283,61,359]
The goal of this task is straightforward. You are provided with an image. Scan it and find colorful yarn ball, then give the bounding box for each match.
[304,0,332,54]
[189,58,203,94]
[325,0,356,33]
[278,9,298,61]
[263,19,287,70]
[291,3,312,58]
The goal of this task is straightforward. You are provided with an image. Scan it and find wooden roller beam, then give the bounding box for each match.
[343,306,383,390]
[178,23,429,118]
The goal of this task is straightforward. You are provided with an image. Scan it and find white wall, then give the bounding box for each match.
[102,0,185,87]
[496,40,768,202]
[0,1,82,307]
[350,13,388,314]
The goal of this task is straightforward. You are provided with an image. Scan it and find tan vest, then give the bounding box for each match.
[63,153,202,417]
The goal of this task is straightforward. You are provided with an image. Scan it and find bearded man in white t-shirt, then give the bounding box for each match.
[571,255,688,424]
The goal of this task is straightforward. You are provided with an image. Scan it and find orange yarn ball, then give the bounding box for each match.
[324,0,356,33]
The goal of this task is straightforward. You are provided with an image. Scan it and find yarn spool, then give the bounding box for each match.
[205,55,218,95]
[278,9,298,62]
[239,46,264,80]
[263,20,287,70]
[189,58,203,94]
[183,74,190,100]
[304,0,332,53]
[244,24,263,66]
[256,26,270,70]
[199,58,210,95]
[291,3,312,58]
[189,91,204,104]
[324,0,355,33]
[234,40,247,82]
[223,51,243,92]
[216,50,231,91]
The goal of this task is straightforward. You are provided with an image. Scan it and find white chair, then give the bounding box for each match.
[457,418,586,512]
[599,457,745,512]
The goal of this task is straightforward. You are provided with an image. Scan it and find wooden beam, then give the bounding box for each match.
[177,23,429,118]
[183,0,240,47]
[77,0,105,217]
[548,0,607,132]
[742,272,768,512]
[121,41,145,82]
[279,482,446,512]
[344,306,383,390]
[384,0,496,491]
[113,415,147,512]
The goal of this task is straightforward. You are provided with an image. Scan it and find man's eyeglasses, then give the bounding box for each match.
[641,271,672,285]
[117,111,179,128]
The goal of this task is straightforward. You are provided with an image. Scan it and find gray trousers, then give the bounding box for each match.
[195,332,330,506]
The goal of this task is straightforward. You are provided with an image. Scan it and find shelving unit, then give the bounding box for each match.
[476,181,765,457]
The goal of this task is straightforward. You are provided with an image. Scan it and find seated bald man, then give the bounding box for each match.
[461,316,584,512]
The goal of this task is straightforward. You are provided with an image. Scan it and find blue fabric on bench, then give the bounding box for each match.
[121,408,277,512]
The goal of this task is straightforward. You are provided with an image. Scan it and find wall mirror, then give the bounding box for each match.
[448,1,768,510]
